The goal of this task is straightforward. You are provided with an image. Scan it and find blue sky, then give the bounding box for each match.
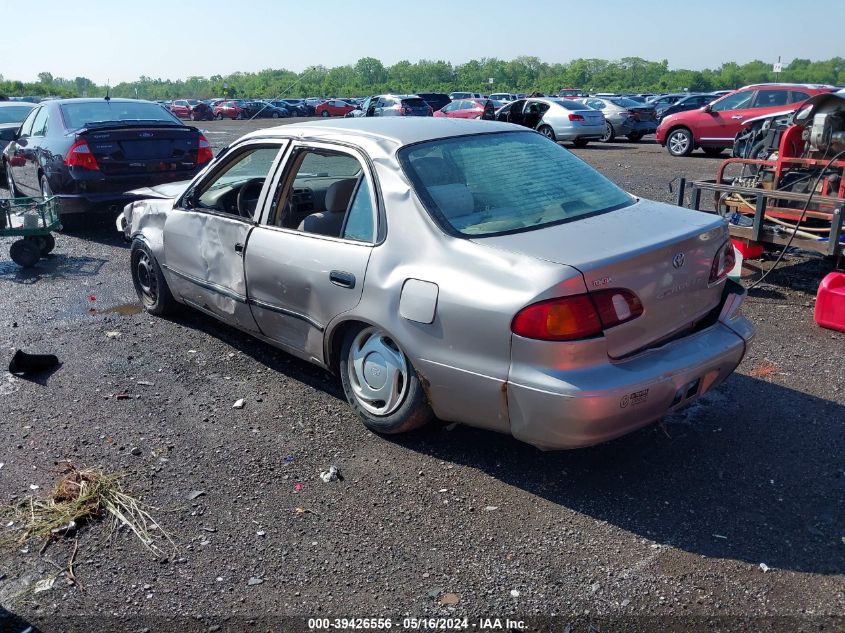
[3,0,843,84]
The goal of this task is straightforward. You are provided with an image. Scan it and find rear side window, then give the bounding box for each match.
[548,99,584,111]
[402,98,428,108]
[753,90,789,108]
[30,107,49,136]
[789,91,811,103]
[400,131,633,237]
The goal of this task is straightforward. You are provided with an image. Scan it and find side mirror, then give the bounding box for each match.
[14,136,27,147]
[702,104,713,113]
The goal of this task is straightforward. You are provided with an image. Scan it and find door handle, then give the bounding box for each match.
[329,270,356,289]
[731,115,744,119]
[234,243,244,256]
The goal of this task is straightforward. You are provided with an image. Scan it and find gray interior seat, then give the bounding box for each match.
[298,178,357,236]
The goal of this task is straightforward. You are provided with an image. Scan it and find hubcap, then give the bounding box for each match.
[347,327,409,416]
[601,123,612,142]
[669,132,689,154]
[541,127,553,138]
[135,251,158,305]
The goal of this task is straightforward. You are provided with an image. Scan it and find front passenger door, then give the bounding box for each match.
[162,142,287,330]
[508,100,526,126]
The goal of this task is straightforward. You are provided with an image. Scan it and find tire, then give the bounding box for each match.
[321,110,330,117]
[703,147,725,157]
[666,127,694,157]
[215,113,223,120]
[339,325,433,435]
[538,125,556,141]
[600,122,615,143]
[40,175,52,199]
[6,162,19,197]
[10,239,40,268]
[573,139,590,148]
[627,131,644,142]
[235,112,243,120]
[271,112,279,118]
[130,239,176,316]
[25,234,54,256]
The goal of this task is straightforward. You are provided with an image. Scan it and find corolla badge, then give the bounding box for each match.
[139,132,154,138]
[672,252,685,269]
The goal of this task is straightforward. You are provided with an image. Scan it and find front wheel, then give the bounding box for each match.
[130,239,176,316]
[666,128,694,157]
[573,138,590,148]
[627,131,644,142]
[215,113,223,120]
[321,110,330,117]
[339,325,433,434]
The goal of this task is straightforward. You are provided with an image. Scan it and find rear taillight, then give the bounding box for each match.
[64,139,99,171]
[709,241,736,284]
[511,289,643,341]
[197,135,213,164]
[568,114,585,121]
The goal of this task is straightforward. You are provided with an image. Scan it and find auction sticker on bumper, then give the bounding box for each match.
[620,388,649,408]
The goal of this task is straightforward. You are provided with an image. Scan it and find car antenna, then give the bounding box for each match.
[104,80,111,102]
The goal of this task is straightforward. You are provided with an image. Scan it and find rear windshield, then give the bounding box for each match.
[548,99,586,111]
[61,101,179,129]
[399,131,633,237]
[609,98,646,108]
[0,105,34,124]
[402,98,428,108]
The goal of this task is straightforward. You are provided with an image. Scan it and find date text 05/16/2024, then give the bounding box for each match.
[307,617,527,630]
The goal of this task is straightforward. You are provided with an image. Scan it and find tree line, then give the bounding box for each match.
[2,56,844,100]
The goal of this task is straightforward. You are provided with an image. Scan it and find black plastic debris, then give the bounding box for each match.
[8,350,60,375]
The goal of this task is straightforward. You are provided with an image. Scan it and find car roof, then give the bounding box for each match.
[0,101,35,107]
[240,117,520,155]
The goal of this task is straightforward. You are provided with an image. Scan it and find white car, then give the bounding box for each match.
[496,98,606,147]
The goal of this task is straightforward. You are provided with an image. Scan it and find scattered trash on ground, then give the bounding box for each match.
[32,576,57,594]
[256,530,266,537]
[232,398,245,409]
[247,577,264,586]
[293,483,303,493]
[137,380,154,386]
[0,463,175,558]
[294,507,320,518]
[8,350,60,375]
[510,589,520,598]
[484,506,499,512]
[440,592,460,605]
[187,490,206,501]
[749,359,782,379]
[105,331,121,339]
[759,562,770,573]
[283,455,295,465]
[319,466,343,483]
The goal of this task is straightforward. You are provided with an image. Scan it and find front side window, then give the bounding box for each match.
[193,146,282,217]
[710,90,754,112]
[400,131,633,237]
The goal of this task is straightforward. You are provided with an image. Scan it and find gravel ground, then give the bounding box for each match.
[1,119,843,633]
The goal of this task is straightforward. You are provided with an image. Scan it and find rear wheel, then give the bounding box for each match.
[130,239,176,316]
[271,111,279,118]
[703,147,725,157]
[321,110,330,117]
[538,125,556,141]
[10,239,40,268]
[573,138,590,148]
[666,128,694,157]
[600,122,615,142]
[339,325,433,435]
[215,113,223,120]
[235,112,243,120]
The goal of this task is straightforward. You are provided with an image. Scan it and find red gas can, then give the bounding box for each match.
[814,272,845,333]
[731,239,764,260]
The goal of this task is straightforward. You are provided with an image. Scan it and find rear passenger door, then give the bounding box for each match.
[18,106,48,193]
[245,142,378,362]
[508,100,526,126]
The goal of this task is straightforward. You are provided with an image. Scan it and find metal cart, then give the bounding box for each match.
[0,196,61,268]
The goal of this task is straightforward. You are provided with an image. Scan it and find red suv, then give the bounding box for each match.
[212,100,247,120]
[656,83,835,157]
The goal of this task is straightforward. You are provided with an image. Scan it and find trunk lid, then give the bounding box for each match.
[76,125,201,176]
[475,200,730,358]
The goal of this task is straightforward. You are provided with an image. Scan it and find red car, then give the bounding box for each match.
[656,83,835,157]
[212,100,247,120]
[315,100,357,117]
[169,99,213,121]
[434,98,496,120]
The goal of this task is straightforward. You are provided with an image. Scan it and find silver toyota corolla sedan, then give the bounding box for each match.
[117,118,753,450]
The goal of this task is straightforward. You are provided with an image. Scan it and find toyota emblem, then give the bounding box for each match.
[672,252,685,269]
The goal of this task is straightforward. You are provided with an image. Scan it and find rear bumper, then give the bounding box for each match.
[507,283,753,450]
[555,123,606,140]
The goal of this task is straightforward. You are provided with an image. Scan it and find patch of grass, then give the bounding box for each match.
[1,463,175,558]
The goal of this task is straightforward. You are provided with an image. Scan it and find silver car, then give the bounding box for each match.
[580,97,659,142]
[495,98,606,146]
[118,119,753,450]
